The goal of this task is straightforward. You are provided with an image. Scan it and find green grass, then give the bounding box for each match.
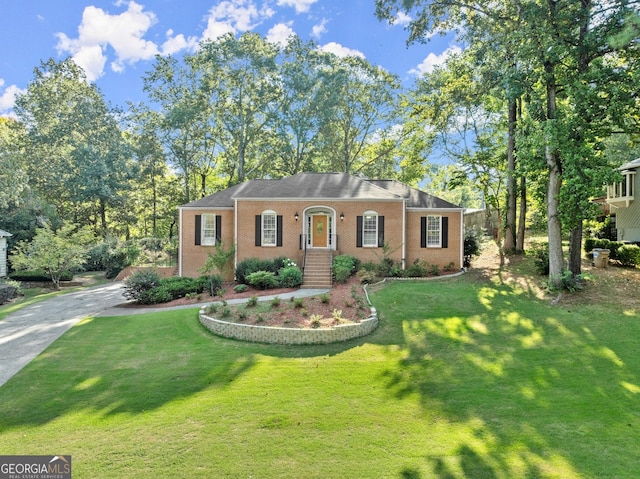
[0,273,639,478]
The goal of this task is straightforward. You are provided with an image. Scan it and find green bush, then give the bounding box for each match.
[138,286,173,305]
[9,270,73,282]
[246,270,278,290]
[616,244,640,267]
[234,284,248,293]
[159,277,204,300]
[332,255,357,283]
[406,259,427,277]
[123,270,162,302]
[86,239,140,279]
[527,242,549,276]
[236,258,286,284]
[278,266,303,288]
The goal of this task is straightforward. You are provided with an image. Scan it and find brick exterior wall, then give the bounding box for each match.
[180,201,463,279]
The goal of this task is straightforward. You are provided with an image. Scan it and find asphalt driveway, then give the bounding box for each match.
[0,282,127,387]
[0,283,329,388]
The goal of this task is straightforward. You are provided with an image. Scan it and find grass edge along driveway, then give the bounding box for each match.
[0,274,639,478]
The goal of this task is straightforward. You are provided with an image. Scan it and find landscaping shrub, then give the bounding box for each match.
[464,231,481,267]
[616,244,640,267]
[199,274,223,296]
[356,269,377,284]
[9,270,74,282]
[86,238,140,279]
[234,284,248,293]
[236,257,286,284]
[278,266,303,288]
[159,276,204,299]
[246,271,278,290]
[406,259,428,278]
[333,255,357,283]
[527,242,549,276]
[123,269,162,302]
[138,286,172,305]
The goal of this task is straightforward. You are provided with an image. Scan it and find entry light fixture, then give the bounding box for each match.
[294,212,299,222]
[340,212,345,222]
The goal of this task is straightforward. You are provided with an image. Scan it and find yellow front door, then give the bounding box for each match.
[312,215,328,247]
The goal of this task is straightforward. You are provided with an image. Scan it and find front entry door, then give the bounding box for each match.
[312,215,328,247]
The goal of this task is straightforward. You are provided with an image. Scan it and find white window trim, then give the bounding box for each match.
[201,213,217,246]
[262,210,277,247]
[426,215,442,248]
[363,210,378,248]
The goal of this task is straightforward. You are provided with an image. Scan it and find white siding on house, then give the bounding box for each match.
[0,237,7,277]
[616,171,640,242]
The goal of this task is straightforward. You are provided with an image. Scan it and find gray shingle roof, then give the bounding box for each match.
[366,180,461,209]
[181,173,459,209]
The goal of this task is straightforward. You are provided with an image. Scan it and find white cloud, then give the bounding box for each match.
[395,12,412,26]
[409,46,462,76]
[202,0,275,41]
[55,1,159,81]
[319,42,365,59]
[277,0,317,14]
[311,19,327,39]
[266,23,295,48]
[162,29,199,55]
[0,80,26,117]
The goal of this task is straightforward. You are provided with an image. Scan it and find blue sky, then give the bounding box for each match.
[0,0,460,116]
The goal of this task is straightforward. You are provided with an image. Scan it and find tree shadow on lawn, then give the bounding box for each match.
[0,306,372,430]
[372,276,640,479]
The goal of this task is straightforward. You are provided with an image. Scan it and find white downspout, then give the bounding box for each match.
[460,209,464,269]
[178,207,183,276]
[402,200,406,270]
[234,198,239,275]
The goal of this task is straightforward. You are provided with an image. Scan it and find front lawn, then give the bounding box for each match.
[0,265,638,478]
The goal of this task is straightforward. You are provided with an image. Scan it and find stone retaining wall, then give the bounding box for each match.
[199,307,378,345]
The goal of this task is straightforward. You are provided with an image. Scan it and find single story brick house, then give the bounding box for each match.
[178,172,464,284]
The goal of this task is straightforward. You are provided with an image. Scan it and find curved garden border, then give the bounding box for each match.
[199,306,378,345]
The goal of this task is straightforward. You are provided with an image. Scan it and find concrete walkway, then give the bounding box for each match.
[0,283,328,388]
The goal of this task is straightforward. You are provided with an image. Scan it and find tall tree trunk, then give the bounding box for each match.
[545,62,564,287]
[516,175,527,253]
[503,97,517,253]
[99,198,107,239]
[568,223,583,276]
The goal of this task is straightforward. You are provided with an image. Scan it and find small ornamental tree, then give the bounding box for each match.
[10,224,94,290]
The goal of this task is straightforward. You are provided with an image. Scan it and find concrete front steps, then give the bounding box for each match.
[302,250,333,289]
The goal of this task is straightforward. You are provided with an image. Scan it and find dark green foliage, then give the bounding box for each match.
[584,238,624,261]
[233,284,248,293]
[616,244,640,267]
[123,270,162,301]
[463,231,481,267]
[406,259,427,277]
[9,270,73,282]
[85,239,140,279]
[527,242,550,276]
[138,286,173,305]
[236,257,285,284]
[159,276,205,300]
[278,266,303,288]
[332,255,358,283]
[246,271,278,290]
[201,274,223,296]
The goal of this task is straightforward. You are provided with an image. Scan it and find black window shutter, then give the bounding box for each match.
[255,215,261,246]
[215,215,222,243]
[195,215,201,246]
[276,215,283,247]
[420,216,427,248]
[356,216,363,247]
[378,216,385,247]
[442,217,449,248]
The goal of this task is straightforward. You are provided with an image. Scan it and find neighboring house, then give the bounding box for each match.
[179,172,464,285]
[0,229,12,277]
[606,158,640,242]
